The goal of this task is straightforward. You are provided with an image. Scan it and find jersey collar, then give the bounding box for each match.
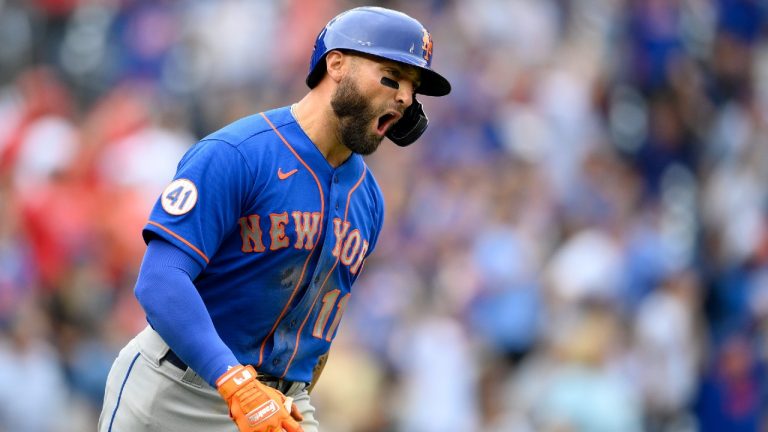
[269,106,367,185]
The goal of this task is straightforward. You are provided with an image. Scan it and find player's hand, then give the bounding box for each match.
[216,365,304,432]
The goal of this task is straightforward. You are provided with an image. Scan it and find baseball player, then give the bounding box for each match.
[98,6,450,432]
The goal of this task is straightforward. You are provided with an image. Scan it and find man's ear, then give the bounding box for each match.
[325,50,346,83]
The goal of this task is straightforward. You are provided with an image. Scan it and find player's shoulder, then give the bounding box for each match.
[363,162,386,229]
[362,163,384,198]
[201,106,294,149]
[359,159,385,212]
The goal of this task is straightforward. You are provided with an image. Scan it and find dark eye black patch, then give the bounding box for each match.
[380,77,399,89]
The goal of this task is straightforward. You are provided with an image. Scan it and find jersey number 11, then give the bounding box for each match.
[312,290,350,341]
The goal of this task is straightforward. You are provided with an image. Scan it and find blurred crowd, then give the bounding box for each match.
[1,0,767,431]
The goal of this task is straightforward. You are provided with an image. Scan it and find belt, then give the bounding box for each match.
[163,348,189,371]
[162,349,302,394]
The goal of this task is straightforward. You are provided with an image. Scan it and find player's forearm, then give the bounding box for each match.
[135,239,239,386]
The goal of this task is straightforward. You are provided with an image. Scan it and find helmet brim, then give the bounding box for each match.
[364,49,451,97]
[417,68,451,97]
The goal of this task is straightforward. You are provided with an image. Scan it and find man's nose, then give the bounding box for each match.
[395,80,415,107]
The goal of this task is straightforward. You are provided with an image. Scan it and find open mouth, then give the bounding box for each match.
[376,111,402,135]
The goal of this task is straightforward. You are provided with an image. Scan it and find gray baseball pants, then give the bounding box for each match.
[98,326,319,432]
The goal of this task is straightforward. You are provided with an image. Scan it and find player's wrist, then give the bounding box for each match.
[201,351,241,387]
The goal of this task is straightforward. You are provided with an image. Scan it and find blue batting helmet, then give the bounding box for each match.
[306,7,451,97]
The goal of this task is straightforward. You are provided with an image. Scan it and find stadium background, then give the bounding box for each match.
[0,0,766,431]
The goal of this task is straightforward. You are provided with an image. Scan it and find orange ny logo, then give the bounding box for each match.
[421,29,433,62]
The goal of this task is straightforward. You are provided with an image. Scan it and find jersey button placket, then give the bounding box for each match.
[332,174,341,213]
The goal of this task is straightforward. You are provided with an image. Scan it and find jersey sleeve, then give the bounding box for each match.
[135,239,238,386]
[143,139,255,268]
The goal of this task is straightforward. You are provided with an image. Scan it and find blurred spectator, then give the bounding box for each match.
[695,334,767,432]
[0,300,68,432]
[390,313,479,432]
[508,305,644,432]
[633,270,702,431]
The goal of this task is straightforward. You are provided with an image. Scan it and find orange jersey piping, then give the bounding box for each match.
[147,221,209,264]
[280,165,367,378]
[257,112,326,367]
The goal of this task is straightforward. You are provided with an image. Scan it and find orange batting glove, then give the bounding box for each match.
[216,365,304,432]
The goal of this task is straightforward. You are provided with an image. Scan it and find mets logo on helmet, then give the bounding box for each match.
[421,28,433,62]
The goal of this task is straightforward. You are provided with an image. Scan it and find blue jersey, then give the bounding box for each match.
[142,106,385,383]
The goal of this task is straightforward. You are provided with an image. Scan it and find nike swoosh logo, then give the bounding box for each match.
[277,168,298,180]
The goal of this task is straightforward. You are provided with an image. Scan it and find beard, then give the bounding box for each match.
[330,75,384,156]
